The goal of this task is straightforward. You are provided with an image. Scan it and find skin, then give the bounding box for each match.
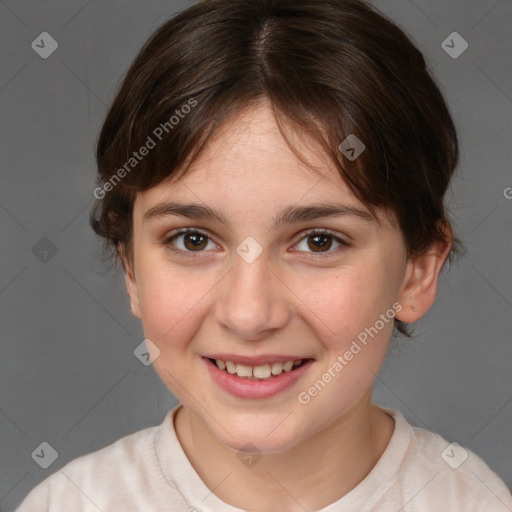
[123,98,451,511]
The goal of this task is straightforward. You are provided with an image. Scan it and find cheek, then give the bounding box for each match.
[135,266,210,389]
[134,253,201,344]
[297,264,395,342]
[293,265,399,404]
[134,253,226,358]
[295,270,396,420]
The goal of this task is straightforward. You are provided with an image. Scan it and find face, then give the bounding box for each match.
[125,100,413,453]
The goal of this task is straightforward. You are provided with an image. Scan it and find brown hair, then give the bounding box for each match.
[90,0,463,336]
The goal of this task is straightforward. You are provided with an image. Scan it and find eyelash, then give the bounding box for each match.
[162,228,350,259]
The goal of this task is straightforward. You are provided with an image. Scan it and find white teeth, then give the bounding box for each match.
[253,364,271,379]
[283,361,294,372]
[271,362,284,375]
[226,361,237,374]
[235,364,253,378]
[213,358,305,379]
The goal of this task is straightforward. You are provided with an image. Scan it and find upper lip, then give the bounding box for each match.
[204,354,313,366]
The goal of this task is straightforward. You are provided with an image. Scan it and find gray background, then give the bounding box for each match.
[1,0,511,510]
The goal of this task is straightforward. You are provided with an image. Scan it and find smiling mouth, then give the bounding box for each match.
[207,357,310,380]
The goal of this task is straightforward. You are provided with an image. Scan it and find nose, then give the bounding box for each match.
[214,249,290,341]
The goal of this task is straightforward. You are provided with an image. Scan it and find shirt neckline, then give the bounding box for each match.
[155,403,413,511]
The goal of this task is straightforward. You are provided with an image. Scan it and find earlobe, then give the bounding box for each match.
[395,231,452,323]
[121,247,142,319]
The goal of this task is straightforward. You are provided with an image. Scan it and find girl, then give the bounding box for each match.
[17,0,512,510]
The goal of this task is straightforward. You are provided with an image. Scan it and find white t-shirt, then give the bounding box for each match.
[16,404,512,511]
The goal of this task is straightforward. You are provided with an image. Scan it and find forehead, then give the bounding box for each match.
[133,100,394,231]
[139,102,350,201]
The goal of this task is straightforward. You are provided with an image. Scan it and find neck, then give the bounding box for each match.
[174,393,394,511]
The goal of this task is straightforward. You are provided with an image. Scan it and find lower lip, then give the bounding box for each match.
[203,357,314,399]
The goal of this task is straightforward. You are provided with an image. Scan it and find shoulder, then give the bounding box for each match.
[388,409,512,511]
[15,413,174,511]
[58,419,158,479]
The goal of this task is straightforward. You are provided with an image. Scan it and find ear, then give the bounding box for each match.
[120,244,142,319]
[395,222,452,323]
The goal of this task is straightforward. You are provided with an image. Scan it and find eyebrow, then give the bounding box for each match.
[142,201,374,227]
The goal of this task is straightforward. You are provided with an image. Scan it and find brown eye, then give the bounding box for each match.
[307,234,333,252]
[295,229,349,256]
[183,232,208,251]
[164,229,217,255]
